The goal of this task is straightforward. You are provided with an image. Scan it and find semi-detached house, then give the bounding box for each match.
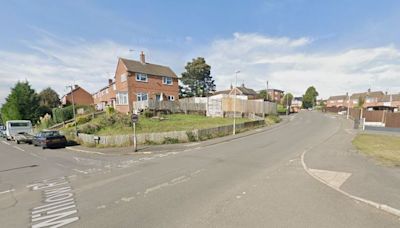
[93,52,179,113]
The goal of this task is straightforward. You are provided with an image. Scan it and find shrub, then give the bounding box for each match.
[79,123,100,134]
[277,104,287,114]
[76,115,91,125]
[37,113,54,130]
[105,106,115,116]
[163,137,179,144]
[186,131,197,142]
[144,110,153,118]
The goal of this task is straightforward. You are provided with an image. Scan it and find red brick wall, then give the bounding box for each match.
[127,74,179,102]
[66,88,94,105]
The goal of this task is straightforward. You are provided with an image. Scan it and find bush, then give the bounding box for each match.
[105,106,115,116]
[277,104,287,114]
[144,110,153,118]
[186,131,197,142]
[163,137,179,144]
[76,115,91,125]
[37,113,54,130]
[79,123,100,134]
[52,106,74,123]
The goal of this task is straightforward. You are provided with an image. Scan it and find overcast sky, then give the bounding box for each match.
[1,0,400,104]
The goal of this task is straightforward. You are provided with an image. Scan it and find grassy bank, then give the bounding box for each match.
[352,134,400,166]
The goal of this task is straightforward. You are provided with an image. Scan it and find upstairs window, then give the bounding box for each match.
[116,92,128,105]
[113,84,116,90]
[167,95,175,101]
[137,92,148,101]
[136,73,148,82]
[163,76,173,85]
[121,73,128,82]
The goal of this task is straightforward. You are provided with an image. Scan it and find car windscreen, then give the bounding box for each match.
[42,131,61,137]
[10,122,30,127]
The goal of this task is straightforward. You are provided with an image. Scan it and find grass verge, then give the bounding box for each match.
[352,134,400,167]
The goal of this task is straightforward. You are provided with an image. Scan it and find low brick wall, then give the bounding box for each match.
[77,120,265,147]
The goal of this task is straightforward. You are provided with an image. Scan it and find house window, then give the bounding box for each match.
[167,95,174,101]
[116,92,128,105]
[113,84,116,90]
[353,100,357,104]
[137,92,148,101]
[106,89,109,94]
[121,73,128,82]
[163,76,173,85]
[136,73,148,82]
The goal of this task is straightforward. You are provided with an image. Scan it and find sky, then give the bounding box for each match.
[1,0,400,104]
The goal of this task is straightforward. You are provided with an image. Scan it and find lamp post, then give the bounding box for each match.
[346,93,350,119]
[233,70,240,135]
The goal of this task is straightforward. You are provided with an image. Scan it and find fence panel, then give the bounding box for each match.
[385,112,400,128]
[363,110,385,122]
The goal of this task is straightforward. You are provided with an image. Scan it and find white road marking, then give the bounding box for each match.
[301,150,400,218]
[185,142,200,147]
[66,147,105,155]
[308,169,352,189]
[1,141,11,145]
[121,196,135,202]
[13,145,25,151]
[97,205,106,209]
[56,163,68,168]
[0,189,15,195]
[72,169,89,174]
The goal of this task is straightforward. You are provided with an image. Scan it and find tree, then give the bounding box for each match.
[39,87,60,108]
[282,93,294,107]
[0,81,40,123]
[302,86,319,109]
[180,57,216,97]
[257,90,272,101]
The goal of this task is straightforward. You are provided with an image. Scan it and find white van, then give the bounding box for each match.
[5,120,33,141]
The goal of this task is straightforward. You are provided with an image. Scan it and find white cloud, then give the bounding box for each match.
[205,33,400,98]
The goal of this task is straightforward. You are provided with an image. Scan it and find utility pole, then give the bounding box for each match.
[67,85,78,136]
[233,70,240,135]
[346,93,350,119]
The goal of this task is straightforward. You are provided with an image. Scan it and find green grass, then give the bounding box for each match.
[64,114,251,136]
[265,115,281,126]
[352,134,400,166]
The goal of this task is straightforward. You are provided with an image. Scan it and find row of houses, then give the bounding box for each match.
[61,52,285,114]
[327,89,400,112]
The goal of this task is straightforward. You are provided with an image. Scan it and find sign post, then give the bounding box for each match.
[131,113,139,152]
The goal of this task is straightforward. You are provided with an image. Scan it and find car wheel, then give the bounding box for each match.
[16,140,20,144]
[42,146,46,150]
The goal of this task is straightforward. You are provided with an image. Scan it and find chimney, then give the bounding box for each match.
[74,85,79,89]
[230,84,233,90]
[367,88,371,93]
[385,91,388,95]
[108,79,112,85]
[241,83,245,87]
[140,51,145,64]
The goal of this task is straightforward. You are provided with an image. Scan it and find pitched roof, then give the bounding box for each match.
[328,95,347,100]
[120,58,178,78]
[350,91,384,99]
[214,90,231,95]
[237,87,258,96]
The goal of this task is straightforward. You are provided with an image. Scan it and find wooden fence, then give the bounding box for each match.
[221,98,277,115]
[386,112,400,128]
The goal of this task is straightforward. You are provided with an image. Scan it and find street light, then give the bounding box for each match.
[346,92,350,119]
[233,70,240,135]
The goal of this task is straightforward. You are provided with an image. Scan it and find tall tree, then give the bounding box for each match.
[180,57,216,97]
[257,90,272,101]
[302,86,319,109]
[0,81,40,123]
[39,87,60,108]
[282,93,294,107]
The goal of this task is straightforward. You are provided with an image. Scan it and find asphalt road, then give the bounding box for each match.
[0,111,399,227]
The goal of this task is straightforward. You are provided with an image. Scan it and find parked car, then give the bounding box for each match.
[14,132,34,144]
[32,130,67,149]
[0,126,6,138]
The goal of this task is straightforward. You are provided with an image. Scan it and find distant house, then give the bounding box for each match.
[374,93,400,111]
[267,89,284,103]
[228,84,258,99]
[326,94,348,108]
[350,90,385,108]
[94,52,179,113]
[291,97,303,112]
[93,79,116,110]
[61,85,94,106]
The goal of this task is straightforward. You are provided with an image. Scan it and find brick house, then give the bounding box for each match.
[93,79,116,110]
[94,52,179,113]
[375,93,400,111]
[267,89,284,103]
[61,85,94,106]
[326,94,348,108]
[350,90,385,108]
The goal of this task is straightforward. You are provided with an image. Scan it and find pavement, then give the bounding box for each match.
[0,111,399,227]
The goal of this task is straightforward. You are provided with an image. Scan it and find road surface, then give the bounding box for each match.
[0,111,399,227]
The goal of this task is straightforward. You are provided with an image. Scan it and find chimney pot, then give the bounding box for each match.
[108,79,112,85]
[140,51,145,64]
[368,88,371,93]
[74,85,79,89]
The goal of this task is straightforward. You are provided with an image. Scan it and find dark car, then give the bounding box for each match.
[14,132,34,144]
[33,130,67,149]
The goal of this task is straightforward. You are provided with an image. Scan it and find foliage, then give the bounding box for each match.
[180,57,216,97]
[265,115,281,125]
[37,113,54,130]
[39,87,60,108]
[277,104,287,114]
[257,90,272,101]
[357,96,365,109]
[0,81,40,123]
[76,115,92,125]
[186,131,197,142]
[105,106,115,116]
[143,110,153,118]
[302,86,319,109]
[163,137,179,144]
[52,106,74,123]
[282,93,294,106]
[78,123,101,134]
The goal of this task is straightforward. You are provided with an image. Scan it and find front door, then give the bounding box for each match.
[156,94,161,101]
